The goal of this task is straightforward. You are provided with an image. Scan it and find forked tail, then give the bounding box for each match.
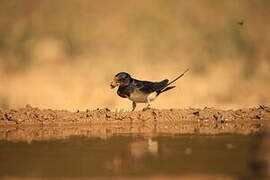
[166,68,189,87]
[159,68,189,94]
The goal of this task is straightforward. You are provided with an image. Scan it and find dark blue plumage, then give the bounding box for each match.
[110,69,189,111]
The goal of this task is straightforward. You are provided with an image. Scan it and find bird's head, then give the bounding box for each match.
[110,72,132,89]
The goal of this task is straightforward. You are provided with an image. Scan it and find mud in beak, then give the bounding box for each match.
[110,79,120,89]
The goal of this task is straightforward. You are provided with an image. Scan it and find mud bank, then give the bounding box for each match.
[0,105,270,141]
[1,175,237,180]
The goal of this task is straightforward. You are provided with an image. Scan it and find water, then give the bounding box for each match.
[0,134,255,178]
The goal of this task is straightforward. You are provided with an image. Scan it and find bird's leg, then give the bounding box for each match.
[131,101,136,112]
[143,97,151,111]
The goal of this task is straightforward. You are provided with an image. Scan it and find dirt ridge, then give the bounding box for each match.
[1,105,270,125]
[0,105,270,141]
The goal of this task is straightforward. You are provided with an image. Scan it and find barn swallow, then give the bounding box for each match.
[111,69,189,111]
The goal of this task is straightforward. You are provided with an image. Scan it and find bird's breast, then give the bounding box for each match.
[129,89,157,103]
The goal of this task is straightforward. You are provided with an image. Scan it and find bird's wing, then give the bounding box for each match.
[134,79,169,94]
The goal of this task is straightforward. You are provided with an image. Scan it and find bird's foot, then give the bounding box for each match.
[142,105,151,111]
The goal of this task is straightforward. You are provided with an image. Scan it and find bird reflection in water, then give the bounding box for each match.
[109,137,159,174]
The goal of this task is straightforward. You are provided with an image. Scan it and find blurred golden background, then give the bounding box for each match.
[0,0,269,111]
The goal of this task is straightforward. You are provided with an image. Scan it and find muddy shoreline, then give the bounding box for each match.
[0,105,269,141]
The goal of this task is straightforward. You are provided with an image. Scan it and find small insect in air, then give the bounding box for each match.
[237,21,244,26]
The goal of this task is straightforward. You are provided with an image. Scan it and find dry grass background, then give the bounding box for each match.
[0,0,270,111]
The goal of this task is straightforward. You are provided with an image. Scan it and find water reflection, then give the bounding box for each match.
[109,137,159,174]
[0,134,260,179]
[249,129,270,179]
[129,138,159,158]
[0,134,255,179]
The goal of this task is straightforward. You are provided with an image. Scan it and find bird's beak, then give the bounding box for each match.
[110,80,118,89]
[110,77,120,89]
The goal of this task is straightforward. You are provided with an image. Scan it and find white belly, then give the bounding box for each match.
[129,90,158,103]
